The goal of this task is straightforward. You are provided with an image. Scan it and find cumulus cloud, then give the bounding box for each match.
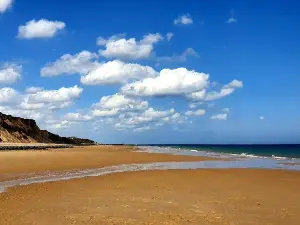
[174,14,193,25]
[92,108,119,117]
[0,87,20,104]
[41,51,99,76]
[64,112,92,121]
[204,88,235,101]
[91,93,150,120]
[25,86,44,94]
[93,93,148,111]
[115,108,169,128]
[157,48,199,63]
[185,109,206,116]
[28,85,83,104]
[0,0,13,13]
[186,89,206,101]
[47,120,77,129]
[0,105,45,121]
[18,19,65,39]
[166,32,174,41]
[143,108,175,119]
[0,86,87,132]
[224,79,243,88]
[260,116,265,120]
[113,107,188,132]
[121,68,209,97]
[80,60,157,85]
[210,113,228,120]
[97,33,163,60]
[0,63,21,84]
[19,98,45,110]
[187,80,243,101]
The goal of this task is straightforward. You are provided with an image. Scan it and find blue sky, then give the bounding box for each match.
[0,0,299,144]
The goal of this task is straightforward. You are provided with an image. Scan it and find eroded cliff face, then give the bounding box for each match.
[0,112,95,145]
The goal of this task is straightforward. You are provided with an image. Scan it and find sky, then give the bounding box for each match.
[0,0,299,144]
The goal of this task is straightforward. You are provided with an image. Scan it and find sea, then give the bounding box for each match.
[135,144,300,171]
[138,144,300,159]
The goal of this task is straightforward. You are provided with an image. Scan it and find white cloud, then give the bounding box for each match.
[91,104,186,133]
[157,48,199,63]
[185,109,206,116]
[187,89,206,101]
[18,19,65,39]
[187,80,243,101]
[224,79,243,88]
[80,60,157,85]
[0,63,21,84]
[41,51,99,76]
[47,120,77,129]
[91,94,149,120]
[28,85,83,104]
[92,108,119,117]
[19,98,45,110]
[97,33,163,60]
[0,87,20,104]
[222,108,230,113]
[49,101,73,110]
[64,112,92,121]
[94,93,148,111]
[143,108,175,118]
[121,68,209,97]
[210,113,228,120]
[166,32,174,41]
[0,0,12,13]
[260,116,265,120]
[174,14,193,25]
[0,105,44,121]
[25,86,44,94]
[204,88,235,101]
[114,108,179,130]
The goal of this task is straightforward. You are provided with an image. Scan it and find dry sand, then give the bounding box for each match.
[1,145,300,225]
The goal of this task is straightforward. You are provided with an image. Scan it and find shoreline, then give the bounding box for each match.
[0,145,220,182]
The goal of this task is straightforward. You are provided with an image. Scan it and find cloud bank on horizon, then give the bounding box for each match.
[0,0,298,144]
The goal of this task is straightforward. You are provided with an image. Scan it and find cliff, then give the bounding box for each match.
[0,112,96,145]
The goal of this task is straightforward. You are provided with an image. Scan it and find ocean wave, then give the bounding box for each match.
[138,146,299,162]
[271,155,288,160]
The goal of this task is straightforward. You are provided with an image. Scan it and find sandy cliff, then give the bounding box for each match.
[0,112,95,145]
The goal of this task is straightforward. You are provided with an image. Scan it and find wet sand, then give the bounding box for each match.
[1,145,300,224]
[1,169,300,225]
[0,145,217,182]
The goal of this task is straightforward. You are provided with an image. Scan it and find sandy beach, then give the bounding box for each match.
[0,145,216,182]
[1,145,300,225]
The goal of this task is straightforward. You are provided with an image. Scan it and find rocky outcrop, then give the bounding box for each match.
[0,112,96,145]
